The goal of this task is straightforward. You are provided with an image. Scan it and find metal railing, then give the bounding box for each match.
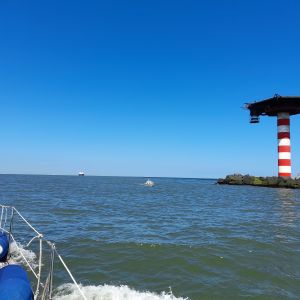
[0,205,87,300]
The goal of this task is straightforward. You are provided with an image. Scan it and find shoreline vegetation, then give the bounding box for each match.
[217,174,300,189]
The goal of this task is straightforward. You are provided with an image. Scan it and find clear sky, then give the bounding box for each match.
[1,0,300,178]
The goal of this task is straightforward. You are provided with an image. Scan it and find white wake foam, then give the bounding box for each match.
[6,243,189,300]
[53,284,189,300]
[9,241,38,269]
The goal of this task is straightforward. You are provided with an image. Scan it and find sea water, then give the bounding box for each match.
[0,175,299,299]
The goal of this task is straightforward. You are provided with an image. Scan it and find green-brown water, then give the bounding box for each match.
[0,175,299,299]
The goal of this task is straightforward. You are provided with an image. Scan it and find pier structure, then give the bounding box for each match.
[246,95,300,178]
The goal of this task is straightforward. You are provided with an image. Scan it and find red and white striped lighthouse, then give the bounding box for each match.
[247,95,300,178]
[277,112,291,177]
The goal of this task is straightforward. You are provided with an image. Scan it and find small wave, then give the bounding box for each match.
[53,283,189,300]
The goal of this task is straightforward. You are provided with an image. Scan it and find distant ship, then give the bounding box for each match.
[78,171,85,176]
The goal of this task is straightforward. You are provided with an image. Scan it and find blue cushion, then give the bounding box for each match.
[0,265,34,300]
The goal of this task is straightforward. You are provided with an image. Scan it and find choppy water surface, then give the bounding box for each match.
[0,175,299,299]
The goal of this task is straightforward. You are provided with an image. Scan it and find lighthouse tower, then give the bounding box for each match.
[246,95,300,178]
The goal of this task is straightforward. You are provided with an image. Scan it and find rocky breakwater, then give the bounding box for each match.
[218,174,300,189]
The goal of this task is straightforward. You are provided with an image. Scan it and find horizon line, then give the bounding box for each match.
[0,173,218,180]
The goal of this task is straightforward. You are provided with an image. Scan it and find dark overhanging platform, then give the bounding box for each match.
[246,94,300,123]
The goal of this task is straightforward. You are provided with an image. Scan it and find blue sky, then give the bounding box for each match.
[1,0,300,178]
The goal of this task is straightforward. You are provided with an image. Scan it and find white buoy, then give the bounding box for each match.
[144,179,154,187]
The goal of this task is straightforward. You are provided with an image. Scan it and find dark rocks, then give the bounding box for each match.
[217,174,300,189]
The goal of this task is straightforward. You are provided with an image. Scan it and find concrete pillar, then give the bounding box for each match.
[277,112,291,177]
